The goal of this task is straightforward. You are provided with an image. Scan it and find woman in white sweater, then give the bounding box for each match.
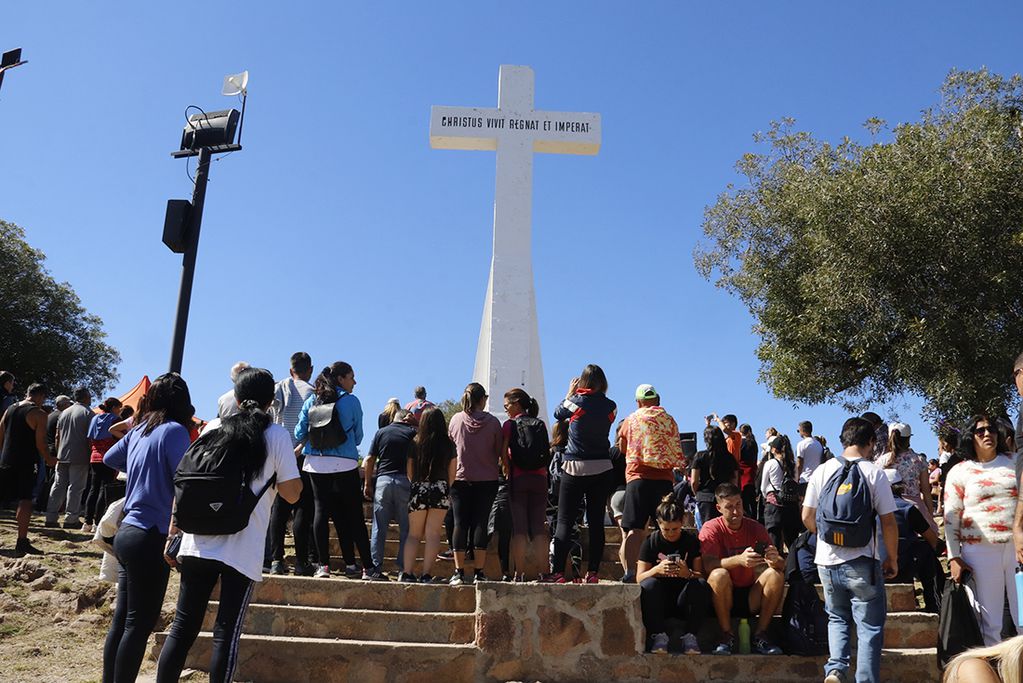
[944,414,1020,646]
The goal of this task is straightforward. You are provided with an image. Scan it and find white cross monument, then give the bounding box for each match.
[430,65,601,422]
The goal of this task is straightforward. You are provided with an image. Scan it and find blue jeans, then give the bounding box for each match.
[370,474,410,572]
[818,557,886,683]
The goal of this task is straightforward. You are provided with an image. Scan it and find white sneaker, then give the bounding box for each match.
[81,523,95,534]
[314,564,331,578]
[681,632,700,654]
[650,632,669,654]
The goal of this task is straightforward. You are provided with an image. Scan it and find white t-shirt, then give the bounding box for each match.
[796,436,824,483]
[178,420,301,582]
[761,458,784,496]
[803,455,896,567]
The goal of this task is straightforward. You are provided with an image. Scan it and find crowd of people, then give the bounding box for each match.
[1,350,1023,683]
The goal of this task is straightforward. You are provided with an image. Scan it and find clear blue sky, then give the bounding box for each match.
[3,3,1021,456]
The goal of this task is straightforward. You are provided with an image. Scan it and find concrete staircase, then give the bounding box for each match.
[152,523,942,682]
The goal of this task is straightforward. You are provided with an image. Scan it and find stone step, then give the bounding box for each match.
[225,575,476,612]
[152,632,480,683]
[204,602,475,643]
[305,552,627,580]
[310,521,635,545]
[150,632,937,683]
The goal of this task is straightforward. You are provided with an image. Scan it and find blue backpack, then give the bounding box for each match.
[815,455,875,548]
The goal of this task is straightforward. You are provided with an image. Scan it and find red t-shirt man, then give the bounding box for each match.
[698,515,772,588]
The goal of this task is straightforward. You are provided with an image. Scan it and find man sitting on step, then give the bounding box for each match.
[700,482,785,655]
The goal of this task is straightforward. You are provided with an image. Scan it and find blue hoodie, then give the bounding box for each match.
[294,391,363,460]
[553,389,617,462]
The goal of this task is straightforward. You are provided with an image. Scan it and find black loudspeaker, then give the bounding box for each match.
[163,199,192,253]
[179,109,240,151]
[680,432,698,461]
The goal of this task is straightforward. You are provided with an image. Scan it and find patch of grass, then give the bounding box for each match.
[0,624,22,638]
[54,581,74,594]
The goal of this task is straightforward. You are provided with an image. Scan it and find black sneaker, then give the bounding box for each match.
[752,632,782,655]
[15,538,43,557]
[713,633,734,656]
[436,549,454,561]
[398,572,418,583]
[501,574,513,583]
[343,564,361,578]
[269,560,288,575]
[474,570,488,583]
[294,561,315,577]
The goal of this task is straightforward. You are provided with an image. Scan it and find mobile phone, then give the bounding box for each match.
[667,553,681,563]
[753,541,768,556]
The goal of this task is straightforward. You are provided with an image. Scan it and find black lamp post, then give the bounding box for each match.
[0,48,27,94]
[165,90,246,373]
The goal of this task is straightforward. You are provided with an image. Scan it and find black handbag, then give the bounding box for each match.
[937,571,984,669]
[308,401,347,451]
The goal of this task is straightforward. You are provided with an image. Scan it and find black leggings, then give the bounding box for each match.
[156,557,254,683]
[764,502,800,552]
[450,480,498,552]
[309,469,371,569]
[85,462,117,525]
[640,577,712,635]
[552,469,612,573]
[104,524,171,683]
[270,469,315,563]
[491,495,512,574]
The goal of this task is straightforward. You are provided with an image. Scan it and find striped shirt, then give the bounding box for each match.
[271,377,314,447]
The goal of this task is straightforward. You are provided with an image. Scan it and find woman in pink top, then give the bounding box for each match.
[944,415,1020,645]
[502,388,549,582]
[447,382,503,585]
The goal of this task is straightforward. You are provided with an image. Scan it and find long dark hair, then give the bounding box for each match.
[961,414,1002,461]
[770,434,796,480]
[413,407,455,482]
[460,382,487,414]
[702,426,733,483]
[550,419,569,451]
[577,364,608,394]
[217,368,275,485]
[313,362,353,403]
[138,373,194,436]
[504,388,538,418]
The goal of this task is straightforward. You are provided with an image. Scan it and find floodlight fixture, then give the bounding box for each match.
[178,108,240,153]
[0,48,28,93]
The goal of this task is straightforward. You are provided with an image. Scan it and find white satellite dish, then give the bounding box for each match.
[222,70,249,97]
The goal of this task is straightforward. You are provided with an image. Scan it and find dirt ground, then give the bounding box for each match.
[0,508,180,683]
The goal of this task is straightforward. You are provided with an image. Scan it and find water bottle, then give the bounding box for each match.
[738,618,751,654]
[1015,565,1023,627]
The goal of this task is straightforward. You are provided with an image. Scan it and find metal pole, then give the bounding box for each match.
[168,146,212,373]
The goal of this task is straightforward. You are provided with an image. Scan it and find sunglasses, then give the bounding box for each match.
[973,426,997,436]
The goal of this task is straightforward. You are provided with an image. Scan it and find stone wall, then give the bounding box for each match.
[475,582,644,682]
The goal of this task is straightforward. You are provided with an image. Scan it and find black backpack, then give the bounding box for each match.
[938,574,984,669]
[781,578,829,656]
[173,428,276,535]
[307,400,347,451]
[508,416,550,471]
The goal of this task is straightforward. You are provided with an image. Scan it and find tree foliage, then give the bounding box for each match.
[0,220,120,398]
[436,399,462,423]
[694,69,1023,425]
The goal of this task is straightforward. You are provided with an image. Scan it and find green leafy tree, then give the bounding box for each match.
[436,399,462,423]
[0,220,120,398]
[694,69,1023,425]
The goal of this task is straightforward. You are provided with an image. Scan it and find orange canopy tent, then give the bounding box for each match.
[93,374,206,437]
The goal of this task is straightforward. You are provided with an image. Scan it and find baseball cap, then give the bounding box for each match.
[883,468,903,485]
[635,384,658,400]
[54,395,73,409]
[889,422,912,438]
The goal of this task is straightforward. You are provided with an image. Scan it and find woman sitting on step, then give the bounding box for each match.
[156,368,302,683]
[637,491,710,654]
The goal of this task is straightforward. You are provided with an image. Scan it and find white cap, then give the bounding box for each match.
[889,422,912,438]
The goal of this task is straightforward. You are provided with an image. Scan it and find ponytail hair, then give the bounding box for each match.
[220,367,275,485]
[503,388,538,418]
[770,434,796,480]
[314,361,353,404]
[461,382,487,413]
[100,397,122,413]
[656,491,684,523]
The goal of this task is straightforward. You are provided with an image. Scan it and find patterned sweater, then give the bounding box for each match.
[943,454,1017,557]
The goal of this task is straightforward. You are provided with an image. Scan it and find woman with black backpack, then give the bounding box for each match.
[760,434,801,552]
[502,388,549,582]
[294,362,374,579]
[157,368,302,683]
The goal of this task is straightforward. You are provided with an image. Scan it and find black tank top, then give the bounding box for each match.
[1,403,38,467]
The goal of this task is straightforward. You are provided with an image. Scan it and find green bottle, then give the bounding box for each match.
[737,618,751,654]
